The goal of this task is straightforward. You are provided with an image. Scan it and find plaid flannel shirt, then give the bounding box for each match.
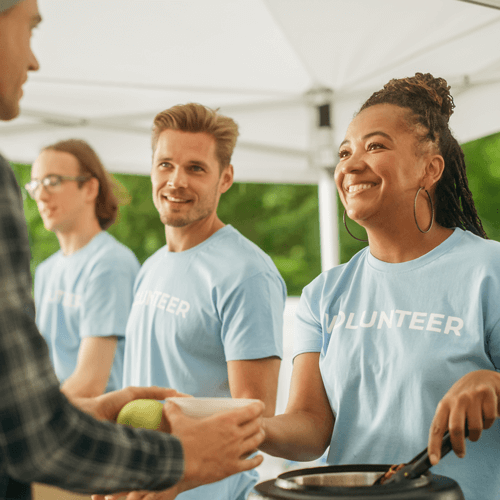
[0,155,184,499]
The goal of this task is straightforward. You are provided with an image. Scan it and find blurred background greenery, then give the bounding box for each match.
[10,130,500,296]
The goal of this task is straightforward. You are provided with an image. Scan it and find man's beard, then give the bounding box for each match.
[160,205,213,228]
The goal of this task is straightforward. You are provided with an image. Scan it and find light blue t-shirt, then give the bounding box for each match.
[294,228,500,500]
[123,225,286,500]
[35,231,140,393]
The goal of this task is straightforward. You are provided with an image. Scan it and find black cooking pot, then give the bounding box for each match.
[250,464,465,499]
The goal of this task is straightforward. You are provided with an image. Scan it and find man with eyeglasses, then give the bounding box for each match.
[0,1,265,499]
[26,139,140,400]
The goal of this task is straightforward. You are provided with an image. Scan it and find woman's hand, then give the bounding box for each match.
[428,369,500,464]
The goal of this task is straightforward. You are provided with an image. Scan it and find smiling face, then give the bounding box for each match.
[0,0,41,120]
[335,104,432,228]
[151,129,233,229]
[31,149,94,234]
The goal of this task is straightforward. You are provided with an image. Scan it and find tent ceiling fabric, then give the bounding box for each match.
[459,0,500,9]
[1,0,500,184]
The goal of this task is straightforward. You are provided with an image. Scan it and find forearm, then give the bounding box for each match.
[61,373,107,399]
[228,357,281,418]
[5,385,184,494]
[257,353,334,461]
[61,336,118,398]
[2,330,182,492]
[231,381,276,418]
[261,410,332,461]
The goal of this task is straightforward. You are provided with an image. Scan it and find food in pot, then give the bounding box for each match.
[377,463,405,485]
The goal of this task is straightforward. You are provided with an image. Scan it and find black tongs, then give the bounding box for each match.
[373,429,463,486]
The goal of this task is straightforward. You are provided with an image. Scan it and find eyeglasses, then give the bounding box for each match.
[24,174,91,199]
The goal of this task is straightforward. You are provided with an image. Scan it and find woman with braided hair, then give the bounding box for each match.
[358,73,486,238]
[259,73,500,500]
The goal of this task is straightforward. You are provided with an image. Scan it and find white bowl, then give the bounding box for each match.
[166,397,261,419]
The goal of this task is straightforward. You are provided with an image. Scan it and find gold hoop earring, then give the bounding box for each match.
[414,187,434,234]
[343,210,368,242]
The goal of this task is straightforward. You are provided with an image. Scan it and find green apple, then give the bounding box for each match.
[117,399,164,430]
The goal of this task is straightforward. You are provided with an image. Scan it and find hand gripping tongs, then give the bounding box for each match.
[372,429,468,486]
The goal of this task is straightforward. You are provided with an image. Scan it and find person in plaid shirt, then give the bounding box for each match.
[0,1,266,499]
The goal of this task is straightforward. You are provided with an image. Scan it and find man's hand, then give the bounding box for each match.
[171,399,265,493]
[91,400,265,500]
[69,386,183,422]
[428,370,500,465]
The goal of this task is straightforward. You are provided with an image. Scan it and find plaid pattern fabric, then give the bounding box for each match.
[0,155,184,499]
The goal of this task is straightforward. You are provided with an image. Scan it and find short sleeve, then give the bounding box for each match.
[293,281,324,359]
[221,271,285,361]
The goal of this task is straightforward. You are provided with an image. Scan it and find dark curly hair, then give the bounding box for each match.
[360,72,486,238]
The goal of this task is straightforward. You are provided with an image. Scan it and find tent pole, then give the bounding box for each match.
[318,168,339,271]
[306,87,340,271]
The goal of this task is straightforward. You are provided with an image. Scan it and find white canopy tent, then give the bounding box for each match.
[1,0,500,270]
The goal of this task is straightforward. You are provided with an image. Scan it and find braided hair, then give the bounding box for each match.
[359,72,487,238]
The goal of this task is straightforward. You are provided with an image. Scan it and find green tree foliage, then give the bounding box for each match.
[461,132,500,241]
[10,131,500,297]
[10,164,321,296]
[217,183,321,296]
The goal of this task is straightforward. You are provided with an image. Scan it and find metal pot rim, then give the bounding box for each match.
[276,465,430,490]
